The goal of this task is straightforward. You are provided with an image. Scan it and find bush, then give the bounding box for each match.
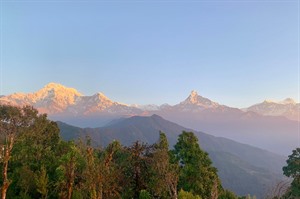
[178,189,201,199]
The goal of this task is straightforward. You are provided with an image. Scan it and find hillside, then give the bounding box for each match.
[57,114,286,198]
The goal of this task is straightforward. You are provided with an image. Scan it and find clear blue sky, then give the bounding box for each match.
[0,0,299,107]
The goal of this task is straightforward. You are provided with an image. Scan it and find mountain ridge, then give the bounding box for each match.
[1,82,298,119]
[245,99,299,121]
[1,83,299,155]
[0,83,141,116]
[57,114,286,198]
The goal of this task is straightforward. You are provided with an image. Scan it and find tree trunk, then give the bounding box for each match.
[1,183,8,199]
[174,190,178,199]
[67,184,73,199]
[1,155,9,199]
[170,182,177,199]
[67,160,75,199]
[1,136,14,199]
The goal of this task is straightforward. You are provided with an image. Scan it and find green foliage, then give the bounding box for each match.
[283,148,300,197]
[178,189,201,199]
[173,131,221,198]
[34,165,48,199]
[0,105,250,199]
[122,141,153,198]
[56,141,85,199]
[218,190,238,199]
[148,131,178,199]
[139,189,152,199]
[283,148,300,179]
[0,105,60,198]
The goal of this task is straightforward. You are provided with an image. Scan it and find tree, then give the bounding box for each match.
[101,140,124,199]
[123,141,153,199]
[218,190,238,199]
[56,141,84,199]
[0,105,54,199]
[173,131,221,198]
[149,132,178,199]
[34,165,49,199]
[283,148,300,197]
[10,109,60,198]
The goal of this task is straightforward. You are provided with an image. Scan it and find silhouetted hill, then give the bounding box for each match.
[57,114,286,198]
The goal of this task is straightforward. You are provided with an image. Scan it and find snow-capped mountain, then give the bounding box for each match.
[1,83,299,154]
[180,90,219,108]
[157,90,239,115]
[0,83,141,116]
[131,104,161,111]
[0,83,82,114]
[245,98,299,121]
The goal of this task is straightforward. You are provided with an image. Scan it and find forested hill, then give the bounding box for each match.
[58,114,286,198]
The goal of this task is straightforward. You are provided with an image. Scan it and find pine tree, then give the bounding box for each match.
[173,131,221,198]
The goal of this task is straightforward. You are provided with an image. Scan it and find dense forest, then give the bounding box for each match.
[0,105,298,199]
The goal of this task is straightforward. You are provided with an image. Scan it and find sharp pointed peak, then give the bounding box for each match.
[179,90,219,108]
[190,90,199,97]
[186,90,201,101]
[186,90,203,103]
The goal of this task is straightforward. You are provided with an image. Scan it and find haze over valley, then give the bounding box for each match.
[0,83,298,156]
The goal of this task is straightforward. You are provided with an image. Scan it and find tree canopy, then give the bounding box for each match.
[0,105,241,199]
[173,131,222,199]
[283,148,300,197]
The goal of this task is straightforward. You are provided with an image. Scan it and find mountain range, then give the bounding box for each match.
[57,114,286,198]
[1,83,298,120]
[0,83,299,155]
[245,99,299,121]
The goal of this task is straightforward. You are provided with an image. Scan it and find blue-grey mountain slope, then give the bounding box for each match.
[57,114,286,198]
[151,91,299,155]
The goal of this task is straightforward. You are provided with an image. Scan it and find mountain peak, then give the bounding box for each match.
[247,98,299,121]
[179,91,219,108]
[150,114,163,119]
[39,83,82,96]
[262,98,297,105]
[187,90,200,104]
[44,82,65,89]
[93,92,112,102]
[95,92,107,97]
[263,100,275,104]
[280,98,296,105]
[190,90,198,97]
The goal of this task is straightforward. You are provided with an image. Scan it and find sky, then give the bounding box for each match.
[0,0,299,108]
